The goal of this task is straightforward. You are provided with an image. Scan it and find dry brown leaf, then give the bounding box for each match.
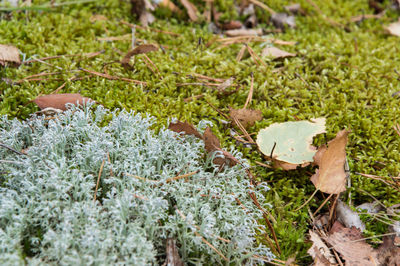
[310,130,349,194]
[179,0,198,21]
[377,234,400,265]
[273,159,310,170]
[168,121,203,139]
[262,47,296,59]
[386,19,400,37]
[34,93,93,111]
[0,44,21,66]
[325,222,379,266]
[229,108,262,128]
[224,28,263,37]
[121,44,159,68]
[308,230,336,265]
[166,238,184,266]
[203,127,237,167]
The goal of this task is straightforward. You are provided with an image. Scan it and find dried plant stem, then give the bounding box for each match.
[243,72,254,109]
[175,208,229,260]
[313,193,334,216]
[294,188,319,212]
[0,143,26,156]
[125,171,198,185]
[93,159,106,202]
[246,45,267,68]
[80,68,147,85]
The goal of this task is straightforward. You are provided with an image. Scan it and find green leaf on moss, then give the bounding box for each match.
[256,118,326,164]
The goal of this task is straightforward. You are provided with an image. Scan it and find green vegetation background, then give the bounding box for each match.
[1,0,400,262]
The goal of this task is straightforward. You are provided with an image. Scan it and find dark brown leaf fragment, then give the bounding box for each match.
[229,108,262,129]
[168,121,203,139]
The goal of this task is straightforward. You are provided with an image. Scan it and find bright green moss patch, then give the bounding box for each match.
[1,0,400,263]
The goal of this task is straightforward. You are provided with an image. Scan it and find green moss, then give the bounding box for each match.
[1,0,400,263]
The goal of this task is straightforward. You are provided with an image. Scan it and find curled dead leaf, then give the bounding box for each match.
[220,20,243,30]
[308,230,336,265]
[310,130,349,194]
[204,127,237,167]
[168,121,203,139]
[121,44,159,68]
[229,108,262,128]
[179,0,198,21]
[34,93,93,111]
[0,44,21,67]
[325,222,378,266]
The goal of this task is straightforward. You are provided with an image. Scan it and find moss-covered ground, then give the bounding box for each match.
[1,0,400,263]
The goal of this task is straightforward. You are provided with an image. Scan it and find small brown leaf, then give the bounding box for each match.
[325,223,379,266]
[168,121,203,139]
[229,108,262,128]
[262,47,296,59]
[34,93,93,111]
[121,44,159,68]
[0,44,21,66]
[203,127,237,167]
[179,0,198,21]
[166,238,184,266]
[203,127,221,152]
[310,130,349,194]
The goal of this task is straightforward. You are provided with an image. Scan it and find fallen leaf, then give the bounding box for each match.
[262,47,296,59]
[220,20,243,30]
[179,0,198,21]
[168,121,203,139]
[386,20,400,37]
[336,199,366,231]
[271,13,296,30]
[256,118,326,165]
[310,130,349,194]
[224,28,263,37]
[215,77,235,92]
[0,44,21,66]
[229,108,262,128]
[377,235,400,265]
[308,230,336,265]
[203,127,237,167]
[325,222,379,266]
[166,238,184,266]
[34,93,93,111]
[121,44,159,68]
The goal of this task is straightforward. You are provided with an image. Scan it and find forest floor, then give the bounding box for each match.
[1,0,400,264]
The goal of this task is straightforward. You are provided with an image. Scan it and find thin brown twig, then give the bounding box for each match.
[243,72,254,109]
[246,45,267,68]
[93,159,106,202]
[23,50,104,64]
[294,188,319,212]
[142,54,163,79]
[175,208,228,261]
[313,193,334,216]
[80,68,147,85]
[248,0,276,15]
[190,73,226,83]
[124,171,198,185]
[0,143,26,156]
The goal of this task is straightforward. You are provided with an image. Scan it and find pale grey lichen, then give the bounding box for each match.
[0,105,273,265]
